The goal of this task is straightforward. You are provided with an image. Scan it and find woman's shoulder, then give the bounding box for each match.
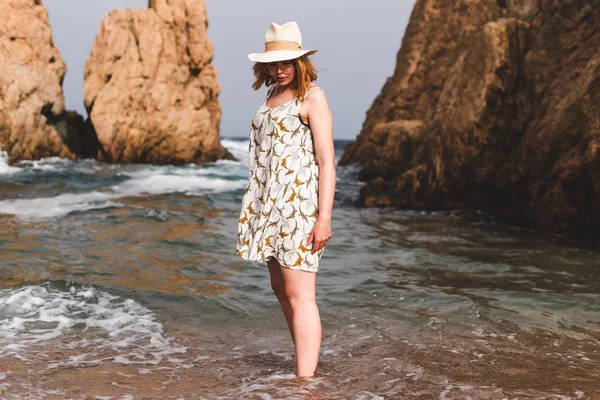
[304,84,327,104]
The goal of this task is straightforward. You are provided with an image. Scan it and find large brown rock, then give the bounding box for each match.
[84,0,233,164]
[339,0,600,231]
[0,0,75,163]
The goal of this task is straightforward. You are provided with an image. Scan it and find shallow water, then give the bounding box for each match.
[0,139,599,399]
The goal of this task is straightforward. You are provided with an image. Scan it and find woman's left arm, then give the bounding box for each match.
[305,88,336,254]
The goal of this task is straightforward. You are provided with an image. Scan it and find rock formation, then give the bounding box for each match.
[339,0,600,231]
[84,0,233,164]
[0,0,76,163]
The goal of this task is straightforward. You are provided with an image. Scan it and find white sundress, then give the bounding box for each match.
[236,84,325,272]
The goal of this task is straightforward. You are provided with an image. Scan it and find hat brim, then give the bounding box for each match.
[248,49,317,63]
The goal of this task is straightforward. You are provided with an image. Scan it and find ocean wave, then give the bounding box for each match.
[0,153,104,176]
[0,153,249,220]
[0,150,19,175]
[0,138,259,219]
[0,172,246,218]
[0,191,121,219]
[221,138,249,162]
[0,282,186,367]
[113,172,246,196]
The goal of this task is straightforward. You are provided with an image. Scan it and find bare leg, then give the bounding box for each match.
[268,258,295,342]
[279,264,321,378]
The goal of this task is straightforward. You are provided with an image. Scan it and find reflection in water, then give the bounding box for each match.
[0,139,599,399]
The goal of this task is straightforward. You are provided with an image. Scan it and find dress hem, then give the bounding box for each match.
[238,253,319,273]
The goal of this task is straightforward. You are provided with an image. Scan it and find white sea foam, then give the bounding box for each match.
[0,191,121,219]
[0,153,104,176]
[0,150,19,175]
[214,374,319,400]
[113,170,245,196]
[15,157,76,171]
[0,158,249,220]
[221,138,249,162]
[0,283,186,366]
[0,138,250,219]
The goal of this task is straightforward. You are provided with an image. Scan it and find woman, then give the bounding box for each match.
[236,21,336,378]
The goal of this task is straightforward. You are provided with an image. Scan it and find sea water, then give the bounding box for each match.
[0,138,598,399]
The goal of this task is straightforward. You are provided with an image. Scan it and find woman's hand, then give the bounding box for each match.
[307,216,331,254]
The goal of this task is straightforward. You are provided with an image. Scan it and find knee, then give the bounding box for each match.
[285,287,316,310]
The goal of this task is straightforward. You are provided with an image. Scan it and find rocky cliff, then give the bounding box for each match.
[0,0,76,163]
[339,0,600,231]
[84,0,233,164]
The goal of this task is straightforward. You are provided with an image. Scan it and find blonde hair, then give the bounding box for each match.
[252,56,318,99]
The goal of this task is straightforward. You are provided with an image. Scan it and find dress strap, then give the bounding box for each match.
[303,85,320,100]
[266,84,277,101]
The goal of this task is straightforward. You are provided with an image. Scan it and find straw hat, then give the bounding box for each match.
[248,21,317,63]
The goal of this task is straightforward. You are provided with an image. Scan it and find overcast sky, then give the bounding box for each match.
[44,0,415,140]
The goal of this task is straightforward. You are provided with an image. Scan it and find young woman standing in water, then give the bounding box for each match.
[236,21,336,378]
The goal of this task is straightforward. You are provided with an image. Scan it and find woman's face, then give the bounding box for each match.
[264,60,296,86]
